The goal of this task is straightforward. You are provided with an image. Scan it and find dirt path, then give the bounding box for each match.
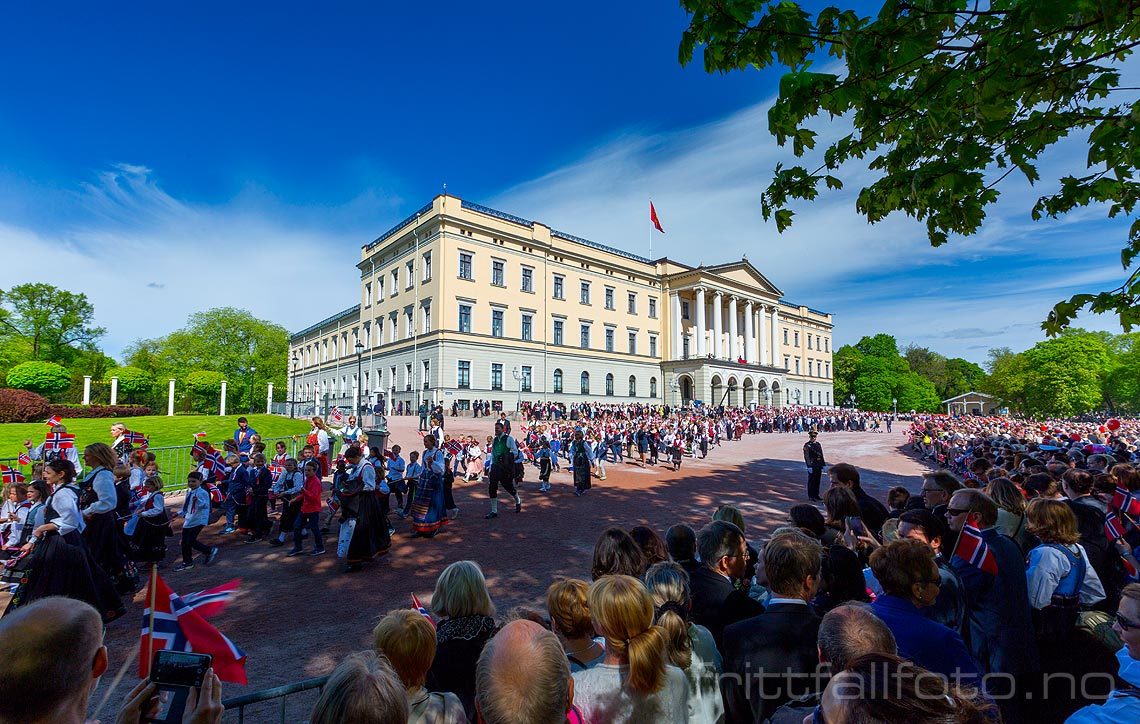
[82,416,929,722]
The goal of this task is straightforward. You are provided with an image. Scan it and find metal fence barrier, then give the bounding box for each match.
[222,675,329,723]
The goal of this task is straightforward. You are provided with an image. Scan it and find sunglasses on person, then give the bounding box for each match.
[1117,612,1140,631]
[945,507,971,517]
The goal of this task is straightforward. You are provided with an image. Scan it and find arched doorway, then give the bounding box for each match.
[742,377,755,406]
[710,375,723,406]
[757,378,769,407]
[771,381,782,407]
[727,376,739,407]
[678,374,694,404]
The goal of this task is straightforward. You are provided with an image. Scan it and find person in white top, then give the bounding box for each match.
[23,424,82,477]
[572,575,689,724]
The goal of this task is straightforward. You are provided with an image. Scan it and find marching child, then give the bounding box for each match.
[289,460,325,557]
[173,472,218,571]
[536,440,553,493]
[129,475,170,564]
[399,450,421,518]
[245,453,272,543]
[269,458,304,546]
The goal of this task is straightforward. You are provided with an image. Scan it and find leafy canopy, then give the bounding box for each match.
[6,361,72,395]
[0,283,106,362]
[832,333,942,411]
[680,1,1140,333]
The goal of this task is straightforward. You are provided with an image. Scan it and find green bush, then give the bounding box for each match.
[6,361,71,395]
[105,365,155,395]
[185,370,226,414]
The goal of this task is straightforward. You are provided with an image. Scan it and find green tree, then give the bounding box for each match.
[944,357,987,397]
[124,308,288,413]
[184,370,226,414]
[835,334,942,411]
[105,365,156,404]
[6,360,71,395]
[832,344,863,402]
[680,1,1140,333]
[1103,332,1140,411]
[0,283,106,362]
[982,346,1029,411]
[903,345,951,396]
[1020,332,1112,416]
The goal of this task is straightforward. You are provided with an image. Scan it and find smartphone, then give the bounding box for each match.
[845,516,867,538]
[143,651,212,724]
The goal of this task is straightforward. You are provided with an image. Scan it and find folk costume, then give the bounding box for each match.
[411,446,448,537]
[128,489,171,563]
[337,459,389,570]
[486,431,521,518]
[6,483,124,623]
[569,437,594,496]
[245,462,273,541]
[0,498,32,553]
[273,468,305,542]
[78,465,136,593]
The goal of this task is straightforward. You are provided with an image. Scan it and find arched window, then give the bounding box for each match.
[605,373,614,396]
[650,377,657,398]
[553,369,563,394]
[580,371,590,395]
[628,375,637,397]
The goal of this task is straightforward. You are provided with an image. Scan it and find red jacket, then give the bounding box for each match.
[300,475,323,514]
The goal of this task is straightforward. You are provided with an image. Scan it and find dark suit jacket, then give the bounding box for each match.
[721,602,822,724]
[689,566,765,651]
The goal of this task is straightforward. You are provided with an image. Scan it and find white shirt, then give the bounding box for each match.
[572,662,689,724]
[1026,543,1105,609]
[46,485,84,536]
[80,467,117,516]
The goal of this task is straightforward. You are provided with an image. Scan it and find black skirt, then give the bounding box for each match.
[83,511,137,593]
[129,515,172,563]
[345,492,390,565]
[6,531,125,623]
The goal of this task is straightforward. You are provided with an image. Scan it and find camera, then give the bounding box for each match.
[142,651,211,723]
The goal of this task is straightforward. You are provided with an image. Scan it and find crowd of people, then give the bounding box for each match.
[3,406,1140,723]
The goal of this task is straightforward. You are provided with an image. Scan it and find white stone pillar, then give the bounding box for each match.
[771,308,781,368]
[670,292,682,360]
[712,292,723,359]
[82,376,92,405]
[695,288,707,357]
[167,379,176,416]
[759,307,768,367]
[266,383,274,414]
[728,297,739,361]
[109,377,119,406]
[744,303,755,364]
[220,380,228,416]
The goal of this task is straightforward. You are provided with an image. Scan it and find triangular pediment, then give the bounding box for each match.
[701,259,784,297]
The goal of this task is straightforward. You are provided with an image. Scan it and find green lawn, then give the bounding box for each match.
[0,414,311,490]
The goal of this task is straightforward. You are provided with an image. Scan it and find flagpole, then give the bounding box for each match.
[648,199,653,259]
[146,562,158,678]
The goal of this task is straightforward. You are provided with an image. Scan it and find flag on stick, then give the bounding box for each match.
[412,593,435,628]
[17,452,31,466]
[1111,486,1140,518]
[952,517,999,576]
[45,415,62,427]
[650,201,665,233]
[330,407,344,425]
[0,466,24,484]
[43,432,76,451]
[124,431,149,449]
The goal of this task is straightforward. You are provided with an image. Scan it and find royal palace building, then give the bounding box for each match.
[288,194,835,413]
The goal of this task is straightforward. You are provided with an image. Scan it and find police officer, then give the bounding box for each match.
[803,430,825,502]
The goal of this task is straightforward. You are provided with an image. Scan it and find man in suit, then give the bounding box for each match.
[802,431,825,501]
[721,530,823,724]
[689,521,764,651]
[946,489,1038,723]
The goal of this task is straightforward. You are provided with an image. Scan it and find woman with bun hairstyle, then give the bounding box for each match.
[571,574,689,723]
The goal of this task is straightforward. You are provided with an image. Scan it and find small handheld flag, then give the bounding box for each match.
[1111,487,1140,518]
[124,431,149,449]
[45,415,62,427]
[42,432,76,451]
[412,593,435,628]
[140,572,246,684]
[17,452,31,466]
[330,407,345,424]
[0,466,24,484]
[953,518,999,576]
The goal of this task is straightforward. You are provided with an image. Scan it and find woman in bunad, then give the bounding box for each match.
[411,434,448,537]
[338,446,389,573]
[109,422,134,463]
[128,474,172,566]
[6,459,124,622]
[464,437,484,482]
[0,482,32,558]
[78,443,135,593]
[329,415,363,456]
[308,417,332,477]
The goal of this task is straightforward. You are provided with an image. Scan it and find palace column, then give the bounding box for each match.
[744,302,755,364]
[728,296,739,361]
[771,307,781,368]
[695,287,707,357]
[670,291,682,359]
[759,306,768,366]
[712,292,724,359]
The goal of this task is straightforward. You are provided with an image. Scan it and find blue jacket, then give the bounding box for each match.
[951,528,1039,676]
[870,594,979,680]
[233,427,258,453]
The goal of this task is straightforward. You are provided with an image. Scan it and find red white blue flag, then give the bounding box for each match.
[0,466,24,484]
[43,432,76,451]
[17,452,30,466]
[45,415,62,427]
[124,431,149,448]
[412,592,435,629]
[139,574,246,684]
[953,519,999,576]
[1111,486,1140,518]
[330,407,344,424]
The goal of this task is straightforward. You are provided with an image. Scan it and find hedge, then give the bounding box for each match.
[0,389,50,423]
[45,404,153,419]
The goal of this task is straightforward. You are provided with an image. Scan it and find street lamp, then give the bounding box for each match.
[290,352,299,419]
[511,366,522,412]
[892,397,898,419]
[849,393,856,410]
[248,366,256,414]
[354,339,365,417]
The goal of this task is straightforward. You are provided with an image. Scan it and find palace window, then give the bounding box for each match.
[553,368,563,393]
[648,298,657,318]
[521,267,534,292]
[553,275,564,299]
[580,324,590,349]
[682,301,690,319]
[628,331,637,355]
[581,281,591,304]
[628,375,637,397]
[459,252,473,280]
[457,361,470,389]
[491,364,503,391]
[580,371,590,394]
[491,309,504,338]
[422,252,432,282]
[605,328,614,352]
[649,335,657,358]
[521,313,533,341]
[492,260,505,287]
[627,292,636,314]
[605,287,615,310]
[521,366,532,392]
[553,319,564,345]
[458,304,471,333]
[405,261,414,290]
[605,373,614,396]
[650,377,657,397]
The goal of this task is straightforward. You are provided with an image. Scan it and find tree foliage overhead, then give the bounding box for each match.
[0,283,106,362]
[680,1,1140,333]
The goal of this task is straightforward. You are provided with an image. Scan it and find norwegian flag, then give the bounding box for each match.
[44,415,62,427]
[17,452,31,466]
[443,439,464,457]
[42,432,76,451]
[411,592,435,629]
[1111,487,1140,518]
[1106,511,1130,542]
[0,466,24,484]
[180,579,241,620]
[139,574,247,684]
[268,463,285,482]
[953,519,999,576]
[202,450,228,476]
[124,431,149,449]
[329,407,344,424]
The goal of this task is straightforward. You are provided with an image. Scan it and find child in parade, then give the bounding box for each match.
[173,472,218,571]
[245,453,272,543]
[288,461,325,557]
[222,454,250,535]
[399,450,422,518]
[269,458,305,547]
[1,483,31,556]
[536,440,553,493]
[386,445,406,512]
[128,475,171,564]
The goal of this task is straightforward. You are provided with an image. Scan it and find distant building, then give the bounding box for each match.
[288,195,834,412]
[942,391,1000,416]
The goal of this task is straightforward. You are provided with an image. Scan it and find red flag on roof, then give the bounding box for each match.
[650,202,665,234]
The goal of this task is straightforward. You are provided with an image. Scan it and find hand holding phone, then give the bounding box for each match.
[845,516,867,539]
[132,651,217,724]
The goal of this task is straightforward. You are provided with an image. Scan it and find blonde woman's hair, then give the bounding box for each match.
[309,651,407,724]
[587,575,667,695]
[643,562,693,670]
[432,560,496,619]
[546,578,594,640]
[372,609,436,689]
[83,443,118,472]
[1025,498,1079,545]
[713,504,746,534]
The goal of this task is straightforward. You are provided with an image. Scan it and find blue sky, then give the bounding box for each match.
[1,1,1134,364]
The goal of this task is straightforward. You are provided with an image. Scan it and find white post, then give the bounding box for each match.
[695,288,707,357]
[759,307,768,367]
[728,296,739,361]
[109,377,119,406]
[744,303,755,365]
[220,381,228,417]
[266,382,274,414]
[82,376,92,405]
[771,308,781,368]
[167,379,176,416]
[712,292,724,359]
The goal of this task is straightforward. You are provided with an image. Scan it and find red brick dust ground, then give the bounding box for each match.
[79,415,929,722]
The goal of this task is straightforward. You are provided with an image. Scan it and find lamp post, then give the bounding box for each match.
[892,397,898,419]
[849,393,856,410]
[248,366,256,414]
[511,366,522,412]
[355,339,365,418]
[290,352,299,419]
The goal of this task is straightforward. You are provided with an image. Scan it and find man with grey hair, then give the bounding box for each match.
[767,603,898,724]
[690,520,764,650]
[475,619,574,724]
